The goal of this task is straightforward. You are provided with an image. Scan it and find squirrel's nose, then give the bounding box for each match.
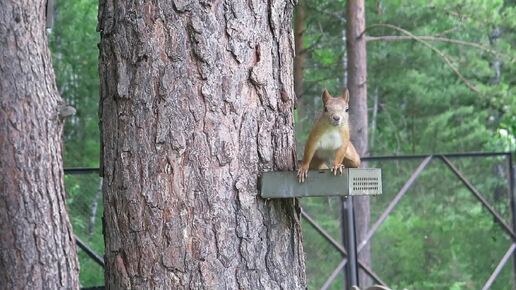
[332,115,341,122]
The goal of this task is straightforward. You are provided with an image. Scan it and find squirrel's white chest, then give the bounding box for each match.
[315,129,342,161]
[318,129,342,150]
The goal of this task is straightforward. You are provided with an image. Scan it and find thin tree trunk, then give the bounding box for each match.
[88,179,103,236]
[370,88,378,152]
[98,1,306,289]
[346,0,371,287]
[0,1,80,289]
[488,27,501,85]
[342,29,348,88]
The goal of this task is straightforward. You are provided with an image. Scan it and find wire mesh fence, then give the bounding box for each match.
[64,171,104,288]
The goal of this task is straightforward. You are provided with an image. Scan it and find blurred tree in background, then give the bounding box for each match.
[48,0,514,288]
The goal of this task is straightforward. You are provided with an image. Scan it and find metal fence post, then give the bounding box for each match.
[339,196,348,287]
[341,196,358,288]
[508,153,516,287]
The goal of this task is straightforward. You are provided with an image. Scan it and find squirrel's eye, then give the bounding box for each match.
[345,108,349,112]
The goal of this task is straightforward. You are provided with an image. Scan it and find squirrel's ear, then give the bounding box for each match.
[341,88,350,103]
[322,89,331,104]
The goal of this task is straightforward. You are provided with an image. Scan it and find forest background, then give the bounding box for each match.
[49,0,515,289]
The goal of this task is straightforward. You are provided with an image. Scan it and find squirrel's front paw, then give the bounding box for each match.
[330,164,344,176]
[297,166,309,183]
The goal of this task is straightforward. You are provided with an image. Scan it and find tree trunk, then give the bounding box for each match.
[346,0,371,287]
[88,179,103,236]
[370,88,378,152]
[0,1,80,289]
[98,1,306,289]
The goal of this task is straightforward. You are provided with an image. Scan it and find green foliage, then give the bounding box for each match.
[49,0,100,167]
[298,0,515,154]
[49,0,103,287]
[365,0,515,154]
[302,197,344,289]
[297,0,515,289]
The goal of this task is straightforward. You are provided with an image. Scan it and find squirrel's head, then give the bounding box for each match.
[322,89,350,127]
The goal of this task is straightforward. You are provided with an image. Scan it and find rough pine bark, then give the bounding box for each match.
[346,0,371,287]
[0,0,80,289]
[98,0,306,289]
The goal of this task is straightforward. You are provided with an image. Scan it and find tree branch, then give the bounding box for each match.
[299,34,324,55]
[366,35,510,59]
[435,27,460,37]
[362,23,482,93]
[305,3,345,22]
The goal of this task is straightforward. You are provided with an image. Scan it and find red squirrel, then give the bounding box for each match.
[297,89,361,183]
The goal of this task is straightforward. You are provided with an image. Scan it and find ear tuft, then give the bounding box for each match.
[342,88,350,103]
[322,89,331,104]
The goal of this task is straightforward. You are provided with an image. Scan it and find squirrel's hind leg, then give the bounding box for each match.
[343,142,361,168]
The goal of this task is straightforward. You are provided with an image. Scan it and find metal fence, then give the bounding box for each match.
[65,152,514,289]
[301,152,515,289]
